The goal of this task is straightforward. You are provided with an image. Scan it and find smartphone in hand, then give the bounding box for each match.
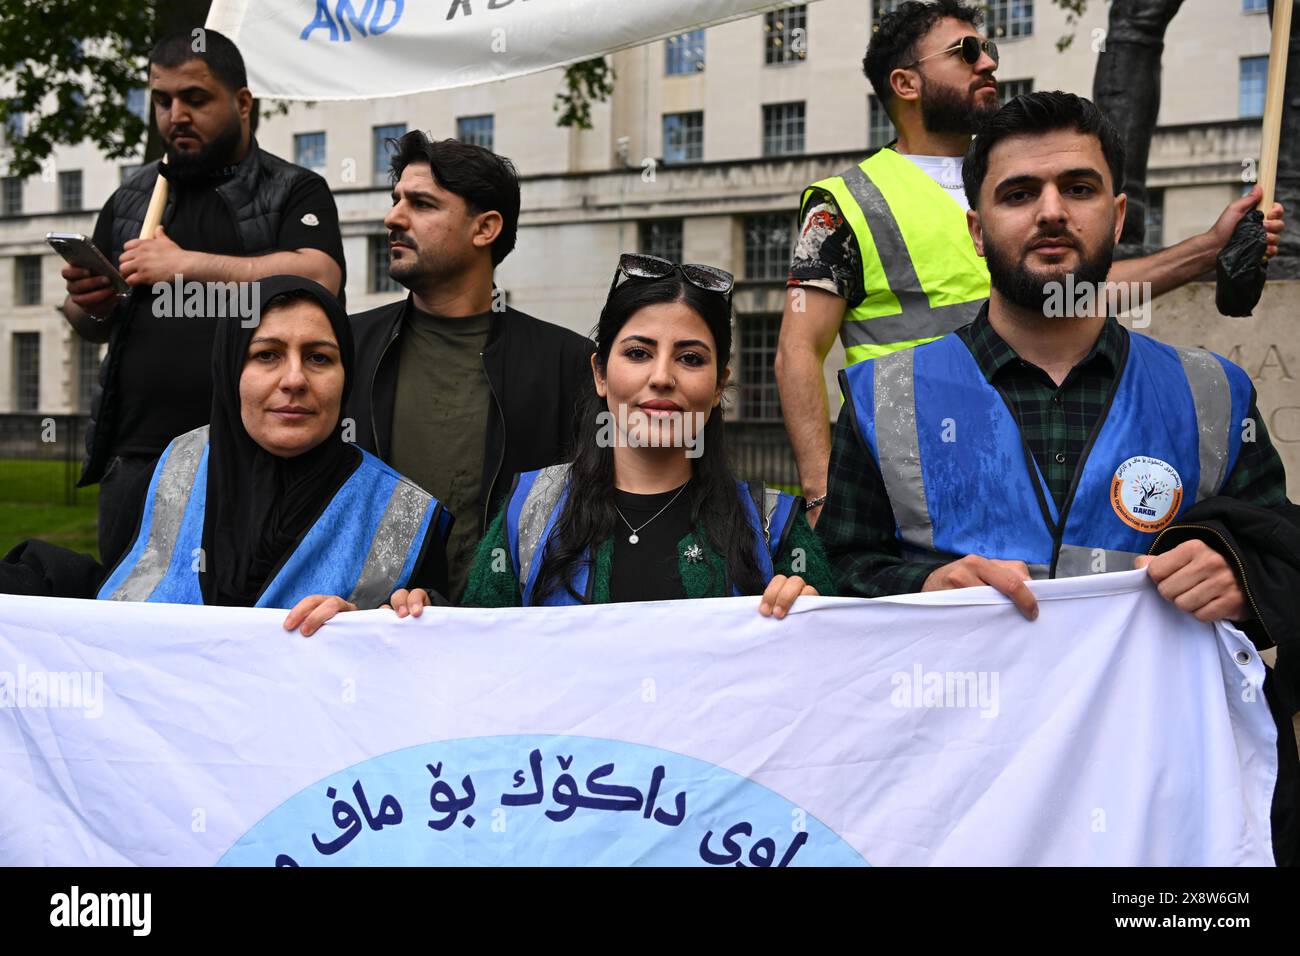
[46,232,131,297]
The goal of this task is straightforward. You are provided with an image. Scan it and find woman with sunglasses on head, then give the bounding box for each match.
[398,253,834,615]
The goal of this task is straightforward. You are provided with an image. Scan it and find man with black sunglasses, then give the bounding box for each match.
[777,0,1285,527]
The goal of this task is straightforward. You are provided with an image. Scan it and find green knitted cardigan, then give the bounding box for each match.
[461,502,836,607]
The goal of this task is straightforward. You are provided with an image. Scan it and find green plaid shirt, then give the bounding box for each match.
[819,305,1288,598]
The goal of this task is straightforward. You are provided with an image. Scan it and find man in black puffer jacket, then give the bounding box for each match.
[61,29,345,568]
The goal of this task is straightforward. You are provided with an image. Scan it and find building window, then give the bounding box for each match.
[372,123,407,186]
[1,176,21,216]
[765,6,808,65]
[762,102,806,157]
[294,131,326,173]
[998,78,1033,105]
[665,29,705,75]
[77,338,101,412]
[867,95,896,149]
[127,87,148,123]
[3,102,22,144]
[58,170,82,211]
[456,115,494,151]
[987,0,1033,39]
[739,314,783,421]
[663,112,704,164]
[1240,57,1267,117]
[1243,0,1267,11]
[639,220,683,262]
[1144,189,1164,248]
[369,235,402,294]
[13,332,39,412]
[15,256,41,306]
[744,213,795,281]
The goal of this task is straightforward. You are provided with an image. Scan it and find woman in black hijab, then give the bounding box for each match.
[3,276,450,633]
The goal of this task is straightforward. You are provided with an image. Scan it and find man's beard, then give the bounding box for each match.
[984,230,1116,316]
[387,234,445,291]
[164,116,243,182]
[919,73,1000,136]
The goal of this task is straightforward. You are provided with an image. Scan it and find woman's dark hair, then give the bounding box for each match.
[529,273,767,604]
[388,129,520,266]
[962,91,1126,209]
[863,0,983,109]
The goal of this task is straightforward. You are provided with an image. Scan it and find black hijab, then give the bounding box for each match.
[199,275,360,606]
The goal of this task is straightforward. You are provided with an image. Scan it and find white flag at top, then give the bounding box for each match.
[207,0,819,101]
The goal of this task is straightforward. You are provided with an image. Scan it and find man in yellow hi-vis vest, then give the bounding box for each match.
[778,0,1284,524]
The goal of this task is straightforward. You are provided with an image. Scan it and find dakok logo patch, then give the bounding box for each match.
[1111,456,1183,532]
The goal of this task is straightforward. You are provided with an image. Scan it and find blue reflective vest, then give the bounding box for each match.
[97,426,453,607]
[504,464,801,606]
[841,330,1252,577]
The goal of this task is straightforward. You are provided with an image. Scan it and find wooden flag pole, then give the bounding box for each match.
[136,0,246,240]
[139,154,168,239]
[1258,0,1293,212]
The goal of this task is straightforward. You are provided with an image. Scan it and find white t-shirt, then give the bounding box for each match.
[899,153,970,211]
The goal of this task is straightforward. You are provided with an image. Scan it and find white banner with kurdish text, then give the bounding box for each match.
[210,0,817,100]
[0,570,1278,866]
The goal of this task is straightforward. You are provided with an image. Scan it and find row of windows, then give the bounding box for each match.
[666,105,814,162]
[0,171,82,216]
[293,116,495,186]
[657,55,1267,164]
[9,331,101,413]
[663,7,809,76]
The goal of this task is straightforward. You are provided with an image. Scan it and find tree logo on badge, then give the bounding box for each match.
[1111,456,1183,532]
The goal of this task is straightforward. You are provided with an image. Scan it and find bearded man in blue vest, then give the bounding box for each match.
[819,91,1300,865]
[777,0,1285,528]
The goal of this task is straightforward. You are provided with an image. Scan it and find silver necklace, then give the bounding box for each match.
[615,481,689,544]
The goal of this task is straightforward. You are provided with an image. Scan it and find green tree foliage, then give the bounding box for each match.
[554,56,616,130]
[0,0,158,176]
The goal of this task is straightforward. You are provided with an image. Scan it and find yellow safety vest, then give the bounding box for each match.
[802,148,991,366]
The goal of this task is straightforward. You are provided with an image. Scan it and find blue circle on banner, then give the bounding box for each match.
[219,734,869,867]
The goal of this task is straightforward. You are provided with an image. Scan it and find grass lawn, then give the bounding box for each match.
[0,459,99,560]
[0,502,100,559]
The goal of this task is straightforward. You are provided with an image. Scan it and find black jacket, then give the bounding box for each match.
[346,295,596,537]
[79,140,332,486]
[1152,495,1300,866]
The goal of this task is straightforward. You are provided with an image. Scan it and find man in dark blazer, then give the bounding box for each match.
[348,131,593,601]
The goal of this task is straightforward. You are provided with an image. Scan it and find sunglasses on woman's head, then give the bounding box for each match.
[910,35,999,68]
[609,253,735,300]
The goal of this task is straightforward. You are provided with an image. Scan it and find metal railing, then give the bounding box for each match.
[726,421,800,491]
[0,413,92,505]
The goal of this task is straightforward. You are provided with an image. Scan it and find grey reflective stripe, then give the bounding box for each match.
[108,426,208,602]
[872,348,935,552]
[1174,346,1232,502]
[761,486,781,547]
[516,464,571,591]
[1055,544,1141,578]
[841,299,984,349]
[1027,564,1050,581]
[838,164,985,347]
[348,479,434,609]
